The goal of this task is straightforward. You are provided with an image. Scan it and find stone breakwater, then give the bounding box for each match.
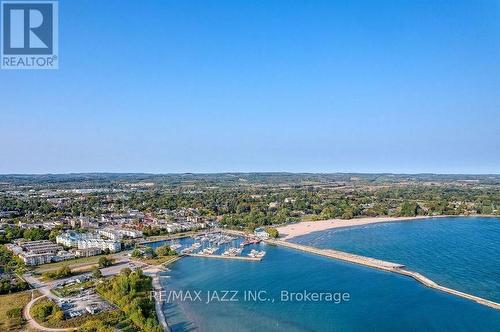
[267,239,500,310]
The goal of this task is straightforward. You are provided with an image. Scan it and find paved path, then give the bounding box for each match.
[22,261,138,331]
[23,295,77,332]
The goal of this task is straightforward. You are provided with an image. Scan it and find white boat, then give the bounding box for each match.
[170,244,182,250]
[202,247,217,255]
[248,249,259,258]
[256,251,266,258]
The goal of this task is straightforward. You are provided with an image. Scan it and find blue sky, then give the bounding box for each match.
[1,0,499,174]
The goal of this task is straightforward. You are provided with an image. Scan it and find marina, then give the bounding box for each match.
[152,231,267,261]
[187,253,262,261]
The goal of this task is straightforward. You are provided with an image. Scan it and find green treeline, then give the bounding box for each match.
[2,180,499,230]
[96,268,162,332]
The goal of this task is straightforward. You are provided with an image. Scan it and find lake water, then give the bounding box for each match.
[152,217,500,331]
[291,216,500,302]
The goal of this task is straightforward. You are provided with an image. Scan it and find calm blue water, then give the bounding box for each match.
[149,222,500,331]
[292,217,500,303]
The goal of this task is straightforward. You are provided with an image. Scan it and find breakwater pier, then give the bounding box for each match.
[267,239,500,310]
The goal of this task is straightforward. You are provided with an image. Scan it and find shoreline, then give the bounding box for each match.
[277,215,458,240]
[151,272,171,332]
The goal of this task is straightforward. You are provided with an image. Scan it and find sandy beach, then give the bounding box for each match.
[277,216,436,240]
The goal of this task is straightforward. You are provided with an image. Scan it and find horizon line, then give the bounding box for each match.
[1,172,499,176]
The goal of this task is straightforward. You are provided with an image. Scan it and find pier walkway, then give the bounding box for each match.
[267,239,500,310]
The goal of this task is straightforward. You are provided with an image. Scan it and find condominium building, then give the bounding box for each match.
[98,228,143,240]
[56,231,99,247]
[57,231,121,253]
[20,240,61,255]
[19,252,53,266]
[8,240,62,266]
[13,240,62,254]
[75,247,102,257]
[77,239,121,253]
[98,228,120,240]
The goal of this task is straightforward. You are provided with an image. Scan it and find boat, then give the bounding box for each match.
[248,249,259,258]
[222,247,243,256]
[170,244,182,251]
[202,247,218,255]
[248,249,265,258]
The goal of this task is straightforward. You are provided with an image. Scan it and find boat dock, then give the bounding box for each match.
[267,239,500,310]
[138,234,194,245]
[187,253,262,261]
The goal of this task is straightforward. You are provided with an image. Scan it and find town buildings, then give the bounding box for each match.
[56,231,121,253]
[6,240,72,266]
[75,247,102,257]
[98,228,143,240]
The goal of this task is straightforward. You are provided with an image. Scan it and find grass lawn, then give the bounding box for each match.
[0,290,39,331]
[34,254,120,278]
[33,255,108,274]
[53,309,124,329]
[51,280,95,297]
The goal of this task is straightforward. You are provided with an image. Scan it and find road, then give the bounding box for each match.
[22,260,140,331]
[23,294,77,332]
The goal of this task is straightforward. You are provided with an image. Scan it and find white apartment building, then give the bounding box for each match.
[56,231,121,253]
[56,231,99,247]
[77,239,121,253]
[98,228,143,240]
[19,252,53,266]
[98,228,120,240]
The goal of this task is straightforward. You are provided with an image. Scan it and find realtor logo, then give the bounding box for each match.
[1,0,58,69]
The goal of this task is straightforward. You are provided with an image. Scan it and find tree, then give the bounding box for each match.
[95,269,162,332]
[59,265,71,276]
[6,307,22,319]
[48,228,62,242]
[144,246,157,258]
[79,319,114,332]
[155,244,176,257]
[266,228,279,238]
[92,268,103,279]
[131,249,142,258]
[42,265,72,280]
[32,301,55,321]
[341,208,354,219]
[23,228,49,241]
[98,256,113,268]
[400,201,418,217]
[51,310,64,322]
